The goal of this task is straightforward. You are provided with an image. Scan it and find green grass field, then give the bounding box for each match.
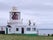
[0,34,53,40]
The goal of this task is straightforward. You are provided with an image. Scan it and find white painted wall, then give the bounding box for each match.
[8,26,21,34]
[24,26,37,34]
[8,25,37,34]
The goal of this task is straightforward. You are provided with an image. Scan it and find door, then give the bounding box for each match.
[22,28,24,34]
[6,28,8,34]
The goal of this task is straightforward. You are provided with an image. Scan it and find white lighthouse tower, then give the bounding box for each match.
[7,6,23,34]
[8,6,22,25]
[10,6,20,21]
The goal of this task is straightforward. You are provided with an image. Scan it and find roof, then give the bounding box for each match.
[10,6,20,12]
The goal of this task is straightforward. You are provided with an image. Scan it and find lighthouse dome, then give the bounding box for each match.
[10,6,20,12]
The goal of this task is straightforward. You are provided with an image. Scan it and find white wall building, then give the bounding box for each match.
[6,6,37,34]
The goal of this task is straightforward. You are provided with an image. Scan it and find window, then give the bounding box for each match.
[9,29,11,32]
[27,28,31,31]
[32,28,36,31]
[16,28,19,31]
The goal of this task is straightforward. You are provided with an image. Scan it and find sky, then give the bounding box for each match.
[0,0,53,28]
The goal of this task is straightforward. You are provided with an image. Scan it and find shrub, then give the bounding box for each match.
[48,34,50,36]
[51,34,53,36]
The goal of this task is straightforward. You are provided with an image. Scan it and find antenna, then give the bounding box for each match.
[28,20,31,26]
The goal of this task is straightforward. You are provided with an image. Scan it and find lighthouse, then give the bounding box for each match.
[6,6,37,34]
[10,6,20,21]
[8,6,22,25]
[6,6,23,34]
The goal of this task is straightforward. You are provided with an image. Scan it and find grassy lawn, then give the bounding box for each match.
[0,34,53,40]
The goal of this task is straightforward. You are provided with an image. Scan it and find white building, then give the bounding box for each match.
[6,6,37,34]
